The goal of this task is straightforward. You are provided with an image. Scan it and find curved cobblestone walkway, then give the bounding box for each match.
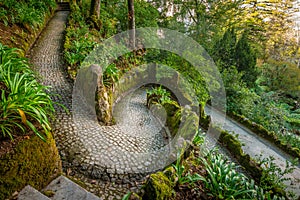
[29,11,170,199]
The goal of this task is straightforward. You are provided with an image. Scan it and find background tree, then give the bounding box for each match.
[90,0,101,29]
[128,0,135,48]
[240,0,297,60]
[235,32,257,86]
[212,28,237,70]
[150,0,242,51]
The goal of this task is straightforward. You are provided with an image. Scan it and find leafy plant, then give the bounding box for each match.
[147,86,176,105]
[192,129,205,146]
[172,149,202,186]
[198,151,286,199]
[103,63,120,87]
[0,44,54,141]
[198,153,254,199]
[1,0,56,28]
[121,192,131,200]
[255,155,297,191]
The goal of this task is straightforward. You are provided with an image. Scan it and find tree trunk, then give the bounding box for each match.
[90,0,101,19]
[128,0,135,49]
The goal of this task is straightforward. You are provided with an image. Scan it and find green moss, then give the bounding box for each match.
[162,101,180,117]
[219,130,243,157]
[43,190,55,197]
[167,109,181,137]
[0,135,61,199]
[143,172,174,200]
[228,112,300,159]
[163,166,176,182]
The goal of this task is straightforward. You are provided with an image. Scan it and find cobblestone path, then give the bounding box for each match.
[29,11,170,199]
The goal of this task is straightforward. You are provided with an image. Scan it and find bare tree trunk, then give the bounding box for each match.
[90,0,101,19]
[90,0,101,30]
[128,0,135,49]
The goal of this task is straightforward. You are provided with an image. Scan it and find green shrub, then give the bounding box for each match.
[255,155,297,192]
[199,151,285,200]
[0,0,56,28]
[171,150,202,186]
[0,44,54,141]
[146,86,177,105]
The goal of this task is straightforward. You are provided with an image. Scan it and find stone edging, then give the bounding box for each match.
[213,127,287,198]
[228,112,300,159]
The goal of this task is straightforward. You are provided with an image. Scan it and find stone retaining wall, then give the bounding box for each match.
[228,112,300,159]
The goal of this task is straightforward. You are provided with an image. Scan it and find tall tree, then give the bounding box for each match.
[235,32,257,85]
[128,0,135,48]
[90,0,101,18]
[213,28,237,70]
[157,0,242,50]
[240,0,297,59]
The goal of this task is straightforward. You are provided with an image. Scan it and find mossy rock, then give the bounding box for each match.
[177,110,199,141]
[163,166,176,182]
[219,131,243,157]
[0,134,62,199]
[162,101,180,117]
[167,109,181,138]
[142,172,174,200]
[240,155,262,182]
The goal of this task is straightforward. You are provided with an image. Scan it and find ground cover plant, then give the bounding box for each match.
[0,43,54,141]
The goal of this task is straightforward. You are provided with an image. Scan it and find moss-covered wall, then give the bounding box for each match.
[0,134,61,199]
[228,112,300,159]
[216,127,286,197]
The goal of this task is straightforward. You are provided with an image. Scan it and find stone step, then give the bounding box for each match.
[56,3,70,11]
[42,175,102,200]
[18,185,50,200]
[18,176,102,200]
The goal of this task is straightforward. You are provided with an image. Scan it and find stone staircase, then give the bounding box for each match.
[18,176,102,200]
[56,2,70,11]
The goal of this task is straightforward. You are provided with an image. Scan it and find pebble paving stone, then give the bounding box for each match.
[29,11,171,199]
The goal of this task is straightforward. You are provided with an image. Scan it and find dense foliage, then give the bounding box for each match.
[199,151,286,200]
[0,0,56,29]
[0,44,54,141]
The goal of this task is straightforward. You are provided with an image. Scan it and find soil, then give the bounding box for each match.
[0,22,29,52]
[174,185,210,200]
[0,136,25,157]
